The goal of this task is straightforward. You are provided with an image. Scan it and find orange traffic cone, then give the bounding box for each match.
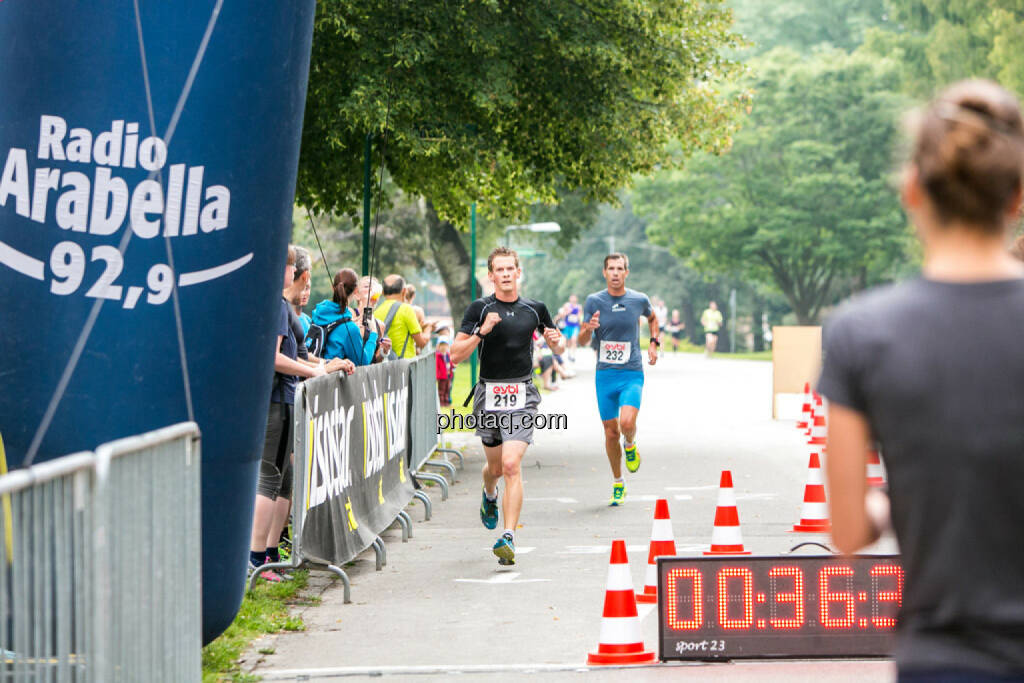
[792,452,831,532]
[636,499,677,604]
[704,471,752,555]
[796,382,812,430]
[808,394,827,446]
[866,448,886,488]
[805,392,818,438]
[587,540,657,665]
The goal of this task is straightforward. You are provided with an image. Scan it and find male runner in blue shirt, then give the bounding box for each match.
[579,253,660,505]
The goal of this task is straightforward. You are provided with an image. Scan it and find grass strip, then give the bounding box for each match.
[201,570,311,682]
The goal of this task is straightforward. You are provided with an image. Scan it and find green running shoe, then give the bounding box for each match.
[624,443,641,473]
[492,533,515,564]
[609,481,626,506]
[480,489,499,530]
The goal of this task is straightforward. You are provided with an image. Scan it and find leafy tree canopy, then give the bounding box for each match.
[296,0,748,228]
[729,0,890,55]
[865,1,1024,96]
[635,47,914,324]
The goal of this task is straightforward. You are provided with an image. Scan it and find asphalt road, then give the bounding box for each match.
[247,350,898,681]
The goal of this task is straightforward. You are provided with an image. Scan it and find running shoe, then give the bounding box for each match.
[492,533,516,564]
[480,488,499,529]
[624,443,641,473]
[609,481,626,506]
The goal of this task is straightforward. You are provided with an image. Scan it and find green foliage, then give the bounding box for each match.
[635,48,914,323]
[297,0,748,228]
[729,0,890,55]
[867,2,1024,96]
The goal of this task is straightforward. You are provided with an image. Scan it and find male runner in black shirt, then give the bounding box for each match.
[451,247,564,565]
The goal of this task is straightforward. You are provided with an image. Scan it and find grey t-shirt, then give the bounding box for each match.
[583,288,652,371]
[817,277,1024,675]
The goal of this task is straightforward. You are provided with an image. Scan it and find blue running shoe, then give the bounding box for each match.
[480,489,499,529]
[492,533,515,564]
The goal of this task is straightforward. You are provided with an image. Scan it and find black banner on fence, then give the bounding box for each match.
[298,361,415,565]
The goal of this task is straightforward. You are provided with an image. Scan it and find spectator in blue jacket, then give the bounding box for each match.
[311,268,378,366]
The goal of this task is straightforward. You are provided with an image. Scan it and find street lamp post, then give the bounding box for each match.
[504,222,561,246]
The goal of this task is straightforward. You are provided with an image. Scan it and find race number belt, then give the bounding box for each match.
[599,340,630,365]
[484,382,526,411]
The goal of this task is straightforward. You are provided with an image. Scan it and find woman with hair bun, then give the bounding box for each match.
[820,80,1024,680]
[310,268,379,366]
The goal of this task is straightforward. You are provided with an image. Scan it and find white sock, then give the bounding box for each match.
[623,439,634,449]
[484,487,497,501]
[614,477,624,484]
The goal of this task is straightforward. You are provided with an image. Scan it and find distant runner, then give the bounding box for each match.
[559,294,582,362]
[579,253,659,506]
[701,301,723,357]
[451,247,564,565]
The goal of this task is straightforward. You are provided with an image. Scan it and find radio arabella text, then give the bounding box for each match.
[436,411,568,434]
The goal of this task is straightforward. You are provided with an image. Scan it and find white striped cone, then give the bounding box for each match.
[796,382,812,430]
[636,499,677,604]
[793,451,831,532]
[704,470,752,555]
[805,392,817,437]
[808,394,827,446]
[588,540,656,665]
[866,448,886,488]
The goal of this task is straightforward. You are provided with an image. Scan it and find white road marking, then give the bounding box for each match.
[674,494,693,501]
[455,572,550,584]
[477,546,535,554]
[665,485,717,491]
[259,663,664,679]
[556,545,648,555]
[735,493,778,501]
[525,497,579,504]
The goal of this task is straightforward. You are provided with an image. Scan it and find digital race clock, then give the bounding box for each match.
[657,555,903,660]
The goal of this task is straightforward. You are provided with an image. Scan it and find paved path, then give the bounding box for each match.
[247,351,897,681]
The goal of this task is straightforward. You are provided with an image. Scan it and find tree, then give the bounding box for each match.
[296,0,747,318]
[729,0,890,55]
[863,2,1024,97]
[635,48,913,324]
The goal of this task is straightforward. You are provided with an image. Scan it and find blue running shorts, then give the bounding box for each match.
[563,324,580,340]
[595,369,644,421]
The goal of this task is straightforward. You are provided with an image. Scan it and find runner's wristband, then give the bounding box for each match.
[650,337,661,346]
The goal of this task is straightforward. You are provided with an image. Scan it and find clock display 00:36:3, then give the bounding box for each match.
[662,556,903,633]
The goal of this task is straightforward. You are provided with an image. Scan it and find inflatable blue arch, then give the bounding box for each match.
[0,2,317,643]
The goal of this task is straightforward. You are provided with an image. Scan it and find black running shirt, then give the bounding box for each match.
[460,295,555,380]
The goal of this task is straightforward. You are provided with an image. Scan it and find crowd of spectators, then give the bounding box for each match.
[249,245,452,582]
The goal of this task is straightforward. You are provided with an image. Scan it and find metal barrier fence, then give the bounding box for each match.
[256,356,463,599]
[407,355,462,500]
[0,422,201,682]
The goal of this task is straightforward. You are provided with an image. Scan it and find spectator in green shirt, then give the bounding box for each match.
[374,275,434,359]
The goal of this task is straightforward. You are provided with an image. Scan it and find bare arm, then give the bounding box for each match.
[578,310,600,347]
[647,312,660,343]
[646,312,660,364]
[825,402,878,554]
[450,331,480,365]
[274,336,325,379]
[543,327,566,355]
